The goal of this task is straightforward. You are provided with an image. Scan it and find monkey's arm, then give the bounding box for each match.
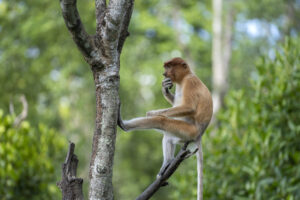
[162,89,174,105]
[162,78,174,105]
[147,105,195,118]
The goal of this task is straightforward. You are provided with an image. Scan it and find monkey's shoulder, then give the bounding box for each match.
[182,75,208,93]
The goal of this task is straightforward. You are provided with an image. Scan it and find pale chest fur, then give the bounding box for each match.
[173,84,182,107]
[173,83,195,125]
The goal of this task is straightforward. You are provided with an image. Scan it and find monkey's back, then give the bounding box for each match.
[182,74,213,132]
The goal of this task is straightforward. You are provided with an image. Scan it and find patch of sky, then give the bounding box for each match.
[236,19,280,45]
[146,29,156,38]
[268,49,276,60]
[26,47,40,59]
[197,29,210,41]
[296,0,300,8]
[171,17,192,44]
[198,2,211,19]
[50,69,60,81]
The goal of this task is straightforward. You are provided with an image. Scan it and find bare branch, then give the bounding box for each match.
[13,95,28,127]
[101,0,134,44]
[96,0,107,34]
[57,142,84,200]
[9,100,15,115]
[117,0,135,54]
[136,142,197,200]
[60,0,95,61]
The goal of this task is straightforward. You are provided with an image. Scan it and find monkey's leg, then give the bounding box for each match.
[157,135,176,178]
[121,116,198,140]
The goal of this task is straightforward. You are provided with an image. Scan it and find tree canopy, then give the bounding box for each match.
[0,0,299,199]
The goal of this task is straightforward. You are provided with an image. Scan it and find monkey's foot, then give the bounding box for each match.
[117,103,128,132]
[157,161,172,179]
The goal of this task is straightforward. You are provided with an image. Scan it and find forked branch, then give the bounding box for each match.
[136,142,198,200]
[60,0,94,60]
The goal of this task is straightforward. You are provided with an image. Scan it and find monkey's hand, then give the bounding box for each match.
[162,78,173,93]
[162,78,174,105]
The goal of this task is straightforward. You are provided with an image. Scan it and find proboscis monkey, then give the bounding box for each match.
[118,57,213,200]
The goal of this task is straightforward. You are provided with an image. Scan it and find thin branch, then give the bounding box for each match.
[95,0,107,34]
[136,142,197,200]
[57,142,84,200]
[13,95,28,127]
[117,0,135,54]
[9,100,15,116]
[102,0,134,44]
[60,0,95,61]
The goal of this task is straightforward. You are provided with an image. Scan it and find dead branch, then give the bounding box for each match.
[13,95,28,127]
[57,142,84,200]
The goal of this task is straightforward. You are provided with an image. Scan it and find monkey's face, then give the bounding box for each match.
[163,57,190,83]
[163,64,176,82]
[163,64,187,83]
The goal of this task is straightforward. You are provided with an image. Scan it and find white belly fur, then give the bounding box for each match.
[163,84,189,143]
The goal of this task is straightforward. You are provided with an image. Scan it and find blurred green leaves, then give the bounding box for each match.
[0,0,300,199]
[0,111,66,200]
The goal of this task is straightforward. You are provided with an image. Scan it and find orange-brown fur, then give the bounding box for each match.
[118,57,213,141]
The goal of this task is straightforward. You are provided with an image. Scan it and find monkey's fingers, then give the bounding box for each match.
[162,81,173,87]
[162,80,173,89]
[163,77,172,82]
[117,103,128,132]
[162,78,173,85]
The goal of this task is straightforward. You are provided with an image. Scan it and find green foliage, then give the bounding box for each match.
[0,111,66,200]
[1,0,300,199]
[171,38,300,199]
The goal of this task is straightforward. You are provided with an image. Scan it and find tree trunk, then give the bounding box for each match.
[212,0,234,115]
[59,0,134,199]
[212,0,224,115]
[88,66,120,200]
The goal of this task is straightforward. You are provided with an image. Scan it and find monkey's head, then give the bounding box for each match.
[163,57,190,83]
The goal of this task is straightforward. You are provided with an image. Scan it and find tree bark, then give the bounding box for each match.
[59,0,134,199]
[57,142,84,200]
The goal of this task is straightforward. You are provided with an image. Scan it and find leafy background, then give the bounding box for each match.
[0,0,299,199]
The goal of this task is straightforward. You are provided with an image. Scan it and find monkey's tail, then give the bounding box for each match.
[196,137,203,200]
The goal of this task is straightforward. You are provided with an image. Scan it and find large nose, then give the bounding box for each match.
[163,72,167,77]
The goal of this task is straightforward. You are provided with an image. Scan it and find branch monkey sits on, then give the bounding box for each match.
[118,57,213,200]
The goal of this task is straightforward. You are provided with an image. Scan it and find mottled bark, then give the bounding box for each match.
[57,143,84,200]
[88,68,120,200]
[136,142,197,200]
[59,0,134,199]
